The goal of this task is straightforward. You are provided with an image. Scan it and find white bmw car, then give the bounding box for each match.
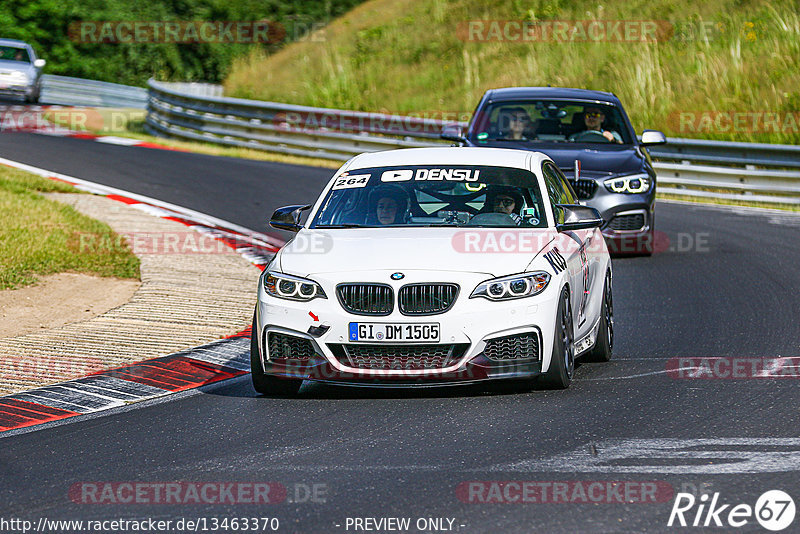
[252,147,613,394]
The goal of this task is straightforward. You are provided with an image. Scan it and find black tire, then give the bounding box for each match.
[538,288,575,389]
[250,309,302,396]
[25,87,39,104]
[583,271,613,363]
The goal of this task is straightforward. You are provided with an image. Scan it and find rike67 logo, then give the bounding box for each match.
[668,490,795,531]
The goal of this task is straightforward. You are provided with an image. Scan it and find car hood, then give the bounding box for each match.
[277,227,556,278]
[0,60,35,76]
[473,141,644,176]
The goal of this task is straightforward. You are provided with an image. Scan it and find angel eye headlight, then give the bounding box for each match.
[604,174,651,194]
[263,271,326,301]
[470,272,550,301]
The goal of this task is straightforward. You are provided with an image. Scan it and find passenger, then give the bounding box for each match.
[500,107,533,141]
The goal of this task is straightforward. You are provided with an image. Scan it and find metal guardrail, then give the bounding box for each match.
[146,79,800,206]
[40,75,148,108]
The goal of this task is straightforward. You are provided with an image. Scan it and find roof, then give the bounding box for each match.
[345,147,551,171]
[482,87,621,105]
[0,39,31,47]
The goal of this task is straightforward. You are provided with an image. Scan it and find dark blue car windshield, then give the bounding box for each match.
[470,100,633,145]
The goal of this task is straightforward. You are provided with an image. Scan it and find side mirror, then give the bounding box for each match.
[555,205,603,232]
[440,124,466,145]
[269,204,311,232]
[640,129,666,146]
[33,59,46,68]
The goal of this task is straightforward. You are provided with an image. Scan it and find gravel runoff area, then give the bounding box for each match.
[0,193,258,396]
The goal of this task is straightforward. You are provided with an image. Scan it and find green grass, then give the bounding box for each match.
[0,166,140,290]
[224,0,800,145]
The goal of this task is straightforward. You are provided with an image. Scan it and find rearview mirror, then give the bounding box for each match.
[555,205,603,232]
[640,130,666,146]
[269,204,311,232]
[440,124,466,145]
[33,59,45,68]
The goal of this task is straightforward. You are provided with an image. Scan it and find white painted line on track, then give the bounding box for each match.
[485,438,800,474]
[575,368,697,381]
[0,155,283,248]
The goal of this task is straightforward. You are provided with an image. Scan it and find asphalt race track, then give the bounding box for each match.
[1,132,799,533]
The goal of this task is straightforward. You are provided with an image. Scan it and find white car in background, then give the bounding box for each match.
[251,147,613,394]
[0,39,46,103]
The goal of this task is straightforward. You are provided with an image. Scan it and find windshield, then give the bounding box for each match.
[470,100,632,145]
[0,46,30,63]
[311,165,548,229]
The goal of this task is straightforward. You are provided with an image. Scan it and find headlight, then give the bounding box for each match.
[604,174,651,194]
[263,271,326,301]
[470,272,551,301]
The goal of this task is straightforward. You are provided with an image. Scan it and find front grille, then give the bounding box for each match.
[567,179,598,200]
[329,344,468,370]
[484,332,541,361]
[398,284,459,315]
[336,283,394,315]
[607,213,646,231]
[267,332,316,360]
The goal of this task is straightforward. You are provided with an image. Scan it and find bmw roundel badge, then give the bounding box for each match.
[391,272,405,280]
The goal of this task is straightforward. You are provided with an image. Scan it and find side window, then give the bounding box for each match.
[551,165,578,205]
[542,163,570,205]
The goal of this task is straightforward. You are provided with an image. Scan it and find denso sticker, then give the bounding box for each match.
[331,173,371,189]
[381,168,480,182]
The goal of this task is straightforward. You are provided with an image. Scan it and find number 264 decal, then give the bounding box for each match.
[332,174,371,189]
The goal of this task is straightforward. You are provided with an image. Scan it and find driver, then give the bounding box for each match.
[485,186,523,225]
[368,185,409,225]
[569,106,622,144]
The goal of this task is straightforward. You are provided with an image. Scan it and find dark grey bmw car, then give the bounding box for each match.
[444,87,667,255]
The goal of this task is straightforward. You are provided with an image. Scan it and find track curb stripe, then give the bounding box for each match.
[0,337,250,433]
[0,399,80,432]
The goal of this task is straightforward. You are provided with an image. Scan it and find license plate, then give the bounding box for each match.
[349,322,440,342]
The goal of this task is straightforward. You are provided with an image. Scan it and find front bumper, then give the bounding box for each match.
[574,180,655,255]
[0,83,36,98]
[254,271,561,385]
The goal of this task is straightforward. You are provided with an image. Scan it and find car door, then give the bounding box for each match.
[542,162,593,337]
